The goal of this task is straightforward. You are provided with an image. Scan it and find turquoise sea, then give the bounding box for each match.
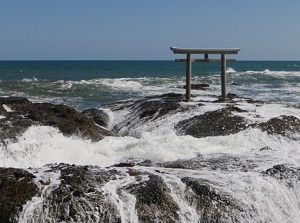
[1,60,300,109]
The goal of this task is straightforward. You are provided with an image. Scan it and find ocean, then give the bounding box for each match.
[1,60,300,222]
[1,61,300,110]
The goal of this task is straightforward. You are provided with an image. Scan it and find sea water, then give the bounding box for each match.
[0,60,300,167]
[1,61,300,222]
[1,61,300,110]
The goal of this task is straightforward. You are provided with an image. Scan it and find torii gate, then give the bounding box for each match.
[170,47,240,101]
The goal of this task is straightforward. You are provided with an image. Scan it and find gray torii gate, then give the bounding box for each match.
[170,47,240,101]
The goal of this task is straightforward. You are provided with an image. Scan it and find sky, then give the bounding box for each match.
[1,0,300,60]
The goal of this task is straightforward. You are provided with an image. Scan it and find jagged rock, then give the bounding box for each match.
[136,100,182,120]
[82,108,110,128]
[246,98,264,104]
[260,146,273,151]
[175,107,248,138]
[258,115,300,136]
[126,174,180,222]
[37,164,123,222]
[183,84,210,90]
[112,93,184,136]
[0,97,116,143]
[2,159,300,222]
[264,164,300,181]
[0,168,38,222]
[263,164,300,189]
[182,177,242,222]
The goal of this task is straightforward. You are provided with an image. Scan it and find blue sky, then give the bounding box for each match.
[1,0,300,60]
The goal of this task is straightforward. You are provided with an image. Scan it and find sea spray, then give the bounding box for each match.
[1,60,300,221]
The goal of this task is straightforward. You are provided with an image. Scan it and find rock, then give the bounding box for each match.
[183,84,210,90]
[264,164,300,181]
[111,93,185,136]
[0,97,116,143]
[82,108,110,128]
[0,168,38,222]
[39,164,122,222]
[259,146,273,151]
[263,164,300,188]
[2,158,298,222]
[258,115,300,136]
[126,174,180,222]
[246,98,264,104]
[136,100,182,120]
[181,177,242,222]
[175,107,248,138]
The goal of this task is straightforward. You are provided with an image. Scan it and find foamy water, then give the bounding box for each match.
[1,61,300,222]
[1,95,299,170]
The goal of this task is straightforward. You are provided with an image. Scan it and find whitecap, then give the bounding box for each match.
[226,67,236,73]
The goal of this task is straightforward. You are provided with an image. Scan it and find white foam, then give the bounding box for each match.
[1,122,299,170]
[226,67,236,73]
[22,77,38,82]
[242,70,300,78]
[3,104,13,112]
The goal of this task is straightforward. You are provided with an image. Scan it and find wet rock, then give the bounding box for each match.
[0,97,116,143]
[259,146,273,151]
[158,154,257,172]
[246,98,264,104]
[82,108,110,128]
[39,164,123,222]
[2,158,294,222]
[112,93,185,136]
[258,115,300,136]
[264,164,300,181]
[183,84,210,90]
[0,168,38,222]
[175,107,248,138]
[126,174,180,222]
[182,177,242,222]
[136,100,182,120]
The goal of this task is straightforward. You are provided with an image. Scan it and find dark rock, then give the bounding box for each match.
[3,158,295,222]
[226,93,238,100]
[82,108,110,128]
[259,146,273,151]
[126,174,180,222]
[72,190,82,197]
[40,164,122,222]
[264,164,300,181]
[258,115,300,136]
[0,168,38,222]
[181,177,242,222]
[175,107,248,138]
[136,100,182,120]
[112,94,184,136]
[246,98,264,104]
[113,162,135,167]
[183,84,210,90]
[146,93,184,101]
[0,97,116,143]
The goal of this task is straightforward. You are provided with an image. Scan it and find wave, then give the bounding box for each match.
[226,67,236,73]
[22,77,38,82]
[1,96,300,169]
[1,125,299,169]
[242,69,300,77]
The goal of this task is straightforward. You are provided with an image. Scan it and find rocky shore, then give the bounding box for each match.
[1,94,300,222]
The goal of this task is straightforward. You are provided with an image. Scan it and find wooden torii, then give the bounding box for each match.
[170,47,240,101]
